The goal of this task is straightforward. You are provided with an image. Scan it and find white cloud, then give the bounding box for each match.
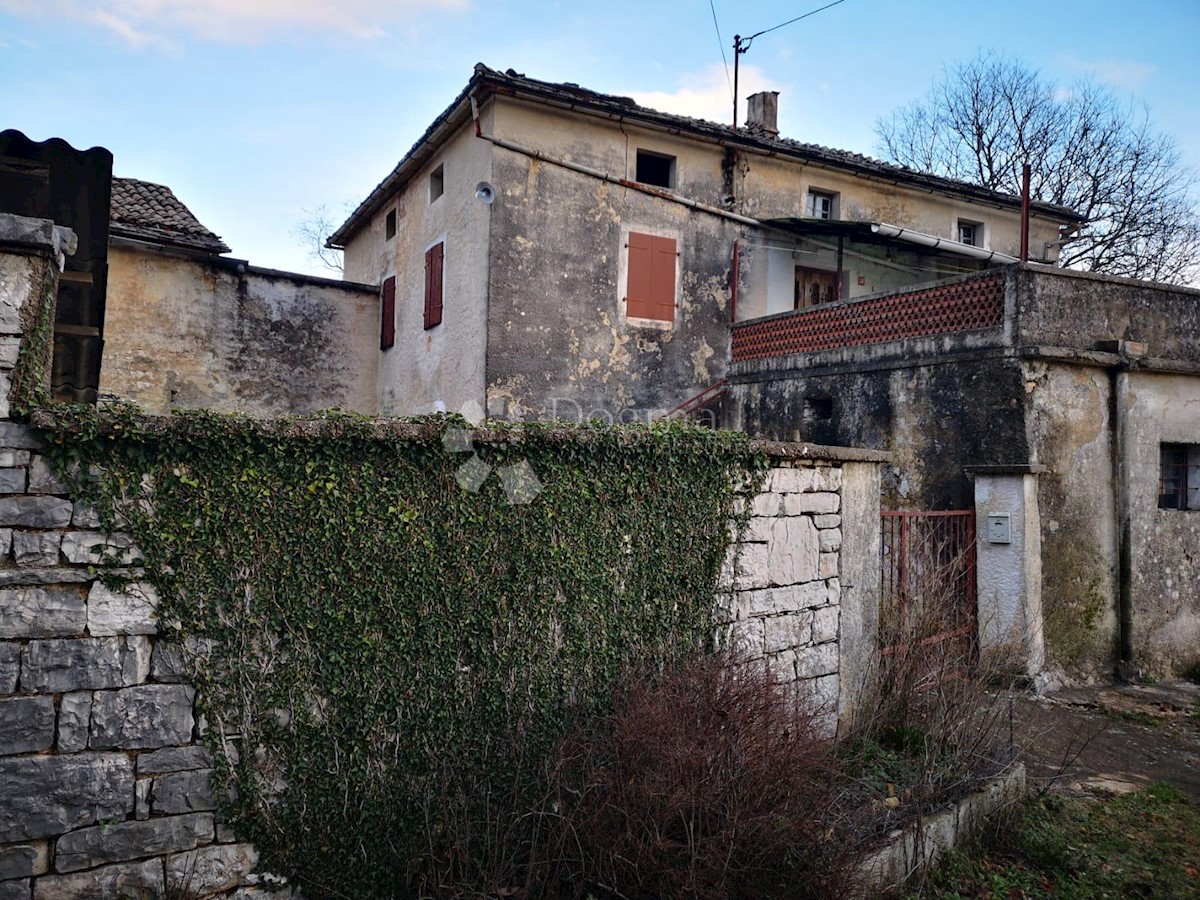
[1061,55,1156,91]
[0,0,467,44]
[628,63,785,125]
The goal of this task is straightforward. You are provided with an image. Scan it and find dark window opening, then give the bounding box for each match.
[380,276,395,350]
[385,209,396,240]
[806,190,837,220]
[958,220,982,247]
[429,164,444,203]
[635,150,676,189]
[804,397,834,421]
[1160,443,1200,510]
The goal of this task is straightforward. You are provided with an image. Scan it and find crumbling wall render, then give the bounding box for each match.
[484,147,737,421]
[101,246,379,416]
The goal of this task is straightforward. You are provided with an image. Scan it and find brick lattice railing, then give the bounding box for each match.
[731,273,1005,362]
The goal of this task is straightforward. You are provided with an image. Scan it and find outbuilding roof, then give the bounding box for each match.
[329,64,1082,247]
[110,176,230,254]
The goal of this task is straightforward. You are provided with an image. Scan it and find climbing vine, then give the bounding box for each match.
[39,406,768,897]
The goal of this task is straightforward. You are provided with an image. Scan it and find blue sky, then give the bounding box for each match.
[3,0,1198,277]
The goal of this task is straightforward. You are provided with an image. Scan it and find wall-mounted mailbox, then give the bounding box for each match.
[986,513,1012,544]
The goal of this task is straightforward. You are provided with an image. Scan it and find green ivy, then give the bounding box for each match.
[40,406,768,898]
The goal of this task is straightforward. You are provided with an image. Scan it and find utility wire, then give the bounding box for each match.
[741,0,846,50]
[708,0,734,103]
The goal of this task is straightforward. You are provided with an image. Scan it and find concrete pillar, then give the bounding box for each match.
[969,467,1046,678]
[838,460,882,729]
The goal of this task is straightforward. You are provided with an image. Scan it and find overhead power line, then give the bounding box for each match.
[708,0,734,103]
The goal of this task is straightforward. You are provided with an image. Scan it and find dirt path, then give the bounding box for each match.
[1010,681,1200,800]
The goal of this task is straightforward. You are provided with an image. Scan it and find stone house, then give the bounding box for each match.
[724,264,1200,683]
[328,64,1081,421]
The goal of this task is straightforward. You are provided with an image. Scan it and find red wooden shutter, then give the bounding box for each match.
[380,275,395,350]
[651,236,677,322]
[424,242,444,330]
[625,232,654,319]
[625,232,676,322]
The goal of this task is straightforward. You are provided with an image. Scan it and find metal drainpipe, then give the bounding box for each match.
[1109,361,1135,678]
[731,241,740,323]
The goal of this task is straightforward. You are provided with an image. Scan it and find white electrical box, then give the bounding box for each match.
[986,513,1012,544]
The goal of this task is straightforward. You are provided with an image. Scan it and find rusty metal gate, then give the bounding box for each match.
[879,510,978,687]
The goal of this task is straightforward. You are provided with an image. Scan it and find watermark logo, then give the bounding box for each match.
[442,401,543,505]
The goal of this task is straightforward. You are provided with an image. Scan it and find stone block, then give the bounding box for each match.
[90,684,195,750]
[25,458,67,495]
[826,577,841,604]
[762,612,813,655]
[135,778,151,820]
[70,502,101,529]
[87,582,157,636]
[0,337,17,368]
[726,619,763,656]
[732,542,770,590]
[0,753,133,842]
[149,642,186,683]
[20,637,150,693]
[0,696,54,755]
[0,425,41,452]
[813,606,840,644]
[31,858,163,900]
[0,588,85,639]
[0,879,28,900]
[743,516,775,544]
[766,517,819,587]
[795,642,839,679]
[56,692,92,753]
[0,498,70,529]
[151,769,217,815]
[0,842,48,879]
[54,812,215,873]
[750,491,782,517]
[783,492,840,516]
[818,528,842,553]
[798,673,840,715]
[0,452,29,469]
[166,843,258,897]
[769,467,819,494]
[815,467,843,492]
[813,514,841,530]
[0,642,18,693]
[137,746,213,776]
[11,533,60,568]
[819,552,839,579]
[765,649,798,684]
[0,469,25,494]
[60,533,140,567]
[738,582,828,619]
[0,570,91,588]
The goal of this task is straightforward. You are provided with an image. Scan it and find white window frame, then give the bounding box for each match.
[806,189,838,221]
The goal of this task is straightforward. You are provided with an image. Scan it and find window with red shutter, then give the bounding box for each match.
[424,242,444,330]
[380,275,396,350]
[625,232,676,323]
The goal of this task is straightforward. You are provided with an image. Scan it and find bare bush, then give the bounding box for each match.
[537,654,866,900]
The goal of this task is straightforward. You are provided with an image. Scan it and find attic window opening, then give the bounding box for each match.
[804,397,834,421]
[1159,443,1200,510]
[429,164,444,204]
[806,189,838,221]
[958,219,982,247]
[635,150,676,190]
[385,208,397,240]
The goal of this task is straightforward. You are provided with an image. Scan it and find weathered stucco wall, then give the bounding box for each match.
[484,101,741,421]
[103,244,379,416]
[1122,371,1200,677]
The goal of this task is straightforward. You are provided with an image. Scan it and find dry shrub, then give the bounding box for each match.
[538,653,864,900]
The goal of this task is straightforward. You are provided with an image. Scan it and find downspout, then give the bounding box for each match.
[730,240,740,323]
[1109,362,1135,678]
[469,94,762,229]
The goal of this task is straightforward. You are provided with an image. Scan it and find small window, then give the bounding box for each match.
[1159,443,1200,510]
[635,150,676,189]
[958,220,982,247]
[806,190,837,220]
[424,242,444,330]
[380,276,396,350]
[385,209,397,241]
[625,231,676,323]
[429,164,444,204]
[804,397,833,421]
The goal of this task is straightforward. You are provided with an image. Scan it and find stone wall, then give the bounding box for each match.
[717,453,882,730]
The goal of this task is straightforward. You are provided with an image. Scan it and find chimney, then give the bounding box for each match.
[745,91,780,136]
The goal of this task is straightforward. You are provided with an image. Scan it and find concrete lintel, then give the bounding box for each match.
[752,440,891,464]
[966,464,1049,476]
[0,213,77,269]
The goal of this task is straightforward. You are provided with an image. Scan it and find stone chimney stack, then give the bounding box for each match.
[746,91,780,136]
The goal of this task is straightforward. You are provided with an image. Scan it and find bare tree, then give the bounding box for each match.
[876,53,1200,285]
[293,205,345,274]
